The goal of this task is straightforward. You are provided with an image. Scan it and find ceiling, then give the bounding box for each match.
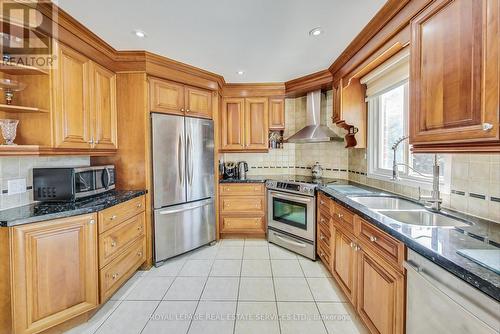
[57,0,386,83]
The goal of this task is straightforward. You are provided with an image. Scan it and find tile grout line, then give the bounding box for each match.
[269,242,283,334]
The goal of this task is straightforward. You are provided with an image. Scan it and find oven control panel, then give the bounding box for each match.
[266,180,315,196]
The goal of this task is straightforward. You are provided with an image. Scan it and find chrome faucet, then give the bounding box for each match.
[391,136,442,211]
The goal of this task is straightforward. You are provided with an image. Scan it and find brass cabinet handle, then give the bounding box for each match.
[369,236,377,242]
[137,226,142,231]
[89,219,95,225]
[320,200,325,205]
[137,251,143,257]
[109,215,117,220]
[181,108,185,112]
[137,203,142,208]
[112,273,119,280]
[320,218,325,223]
[111,240,117,247]
[320,234,325,240]
[482,123,493,131]
[338,213,343,218]
[350,242,355,248]
[186,109,190,112]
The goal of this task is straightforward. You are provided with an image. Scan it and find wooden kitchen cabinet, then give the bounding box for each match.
[333,229,358,305]
[245,97,269,150]
[219,183,266,237]
[149,77,213,119]
[269,98,285,130]
[53,43,92,149]
[53,43,118,151]
[357,246,405,334]
[409,0,500,152]
[317,194,406,334]
[90,62,118,150]
[221,98,246,150]
[221,97,269,151]
[10,214,99,334]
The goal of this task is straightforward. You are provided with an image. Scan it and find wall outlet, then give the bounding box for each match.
[7,178,26,195]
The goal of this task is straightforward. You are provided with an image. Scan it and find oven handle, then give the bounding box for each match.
[273,232,307,248]
[269,191,313,203]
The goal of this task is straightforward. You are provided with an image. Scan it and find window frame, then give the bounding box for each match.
[366,79,451,192]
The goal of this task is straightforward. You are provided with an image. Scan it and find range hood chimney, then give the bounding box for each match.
[285,90,344,143]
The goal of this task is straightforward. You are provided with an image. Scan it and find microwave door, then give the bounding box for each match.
[152,113,186,209]
[185,117,214,202]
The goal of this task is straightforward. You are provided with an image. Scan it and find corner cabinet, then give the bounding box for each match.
[409,0,500,152]
[221,97,269,152]
[10,214,99,334]
[53,43,118,151]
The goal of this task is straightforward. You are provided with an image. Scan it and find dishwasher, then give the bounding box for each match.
[405,250,499,334]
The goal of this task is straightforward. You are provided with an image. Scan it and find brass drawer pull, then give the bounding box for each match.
[369,236,378,242]
[320,200,325,205]
[350,242,355,248]
[337,213,343,218]
[320,218,325,223]
[137,251,143,257]
[111,240,117,247]
[320,234,325,240]
[112,273,119,280]
[109,215,117,221]
[89,219,95,225]
[137,203,142,208]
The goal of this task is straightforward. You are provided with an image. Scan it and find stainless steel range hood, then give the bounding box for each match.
[285,90,344,143]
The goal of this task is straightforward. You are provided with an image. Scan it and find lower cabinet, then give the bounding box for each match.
[1,195,147,334]
[10,214,99,334]
[317,194,406,334]
[357,248,405,334]
[219,183,266,236]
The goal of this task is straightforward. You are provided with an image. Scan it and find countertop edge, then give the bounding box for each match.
[0,190,146,227]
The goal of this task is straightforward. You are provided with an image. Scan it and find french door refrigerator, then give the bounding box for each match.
[152,113,215,265]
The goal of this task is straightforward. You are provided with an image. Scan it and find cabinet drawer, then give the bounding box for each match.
[318,223,332,251]
[357,217,405,269]
[220,183,264,196]
[221,215,265,233]
[220,196,265,213]
[333,203,355,233]
[317,241,331,267]
[318,210,332,233]
[99,196,145,233]
[99,236,146,302]
[318,193,333,216]
[99,213,145,268]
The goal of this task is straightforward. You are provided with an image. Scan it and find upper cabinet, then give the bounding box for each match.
[409,0,499,152]
[149,77,213,119]
[269,98,285,130]
[221,97,269,152]
[53,44,118,150]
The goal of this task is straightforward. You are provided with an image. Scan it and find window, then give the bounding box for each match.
[364,51,448,189]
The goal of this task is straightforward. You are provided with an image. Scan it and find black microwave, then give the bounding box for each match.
[33,165,115,202]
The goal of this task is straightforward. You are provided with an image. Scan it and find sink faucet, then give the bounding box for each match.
[391,136,442,211]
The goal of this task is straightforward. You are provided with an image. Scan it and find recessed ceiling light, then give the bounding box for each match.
[237,70,245,75]
[309,27,323,37]
[133,29,147,38]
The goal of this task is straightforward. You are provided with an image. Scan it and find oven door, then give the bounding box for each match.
[267,190,315,241]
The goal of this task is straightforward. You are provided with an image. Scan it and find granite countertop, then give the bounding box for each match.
[0,190,146,227]
[317,183,500,302]
[219,175,269,183]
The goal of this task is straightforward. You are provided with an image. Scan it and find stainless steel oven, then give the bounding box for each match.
[267,180,316,259]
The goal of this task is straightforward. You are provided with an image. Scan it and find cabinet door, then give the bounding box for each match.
[90,62,117,150]
[221,98,245,150]
[357,248,405,334]
[149,78,185,115]
[269,98,285,130]
[410,0,499,147]
[332,230,357,305]
[11,214,98,334]
[53,44,91,148]
[185,86,212,119]
[245,97,269,150]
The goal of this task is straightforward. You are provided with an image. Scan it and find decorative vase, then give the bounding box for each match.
[0,79,27,105]
[0,119,19,145]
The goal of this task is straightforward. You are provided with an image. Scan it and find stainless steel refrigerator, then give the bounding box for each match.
[152,113,215,265]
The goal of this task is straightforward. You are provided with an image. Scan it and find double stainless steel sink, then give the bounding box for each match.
[349,196,471,228]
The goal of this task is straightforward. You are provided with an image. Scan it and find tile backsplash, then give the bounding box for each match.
[223,90,349,179]
[348,149,500,222]
[0,156,90,210]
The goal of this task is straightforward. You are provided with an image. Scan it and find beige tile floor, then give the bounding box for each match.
[65,238,367,334]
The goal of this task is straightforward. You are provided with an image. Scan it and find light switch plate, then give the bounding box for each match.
[7,178,26,195]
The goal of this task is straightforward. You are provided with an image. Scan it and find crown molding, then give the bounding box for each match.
[222,83,285,97]
[284,69,333,97]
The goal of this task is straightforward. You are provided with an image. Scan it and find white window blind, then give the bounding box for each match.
[361,48,410,98]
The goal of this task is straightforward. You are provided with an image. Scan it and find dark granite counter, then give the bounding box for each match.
[0,190,146,227]
[318,183,500,302]
[219,175,269,183]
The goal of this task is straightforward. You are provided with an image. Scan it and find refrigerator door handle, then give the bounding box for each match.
[158,198,213,215]
[187,133,194,185]
[178,134,183,185]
